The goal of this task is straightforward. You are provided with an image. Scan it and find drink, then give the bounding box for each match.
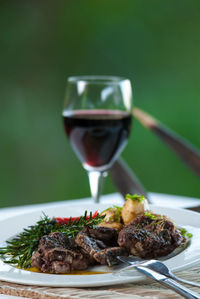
[63,110,132,170]
[63,76,133,203]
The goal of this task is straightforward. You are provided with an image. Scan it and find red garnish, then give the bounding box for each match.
[56,210,99,225]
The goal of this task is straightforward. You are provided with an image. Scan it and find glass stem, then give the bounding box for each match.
[88,171,107,203]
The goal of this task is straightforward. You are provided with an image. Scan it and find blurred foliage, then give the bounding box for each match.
[0,0,200,208]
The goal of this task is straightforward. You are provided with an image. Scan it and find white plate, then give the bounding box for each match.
[0,203,200,287]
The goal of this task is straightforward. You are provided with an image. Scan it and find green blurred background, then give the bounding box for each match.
[1,0,200,208]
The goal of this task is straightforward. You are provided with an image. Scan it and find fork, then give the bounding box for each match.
[117,257,200,299]
[118,257,200,287]
[139,259,200,288]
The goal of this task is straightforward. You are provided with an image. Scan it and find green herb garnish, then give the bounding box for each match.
[187,233,193,238]
[179,228,193,239]
[102,206,122,223]
[113,205,122,222]
[144,211,158,220]
[109,216,114,222]
[0,212,104,269]
[126,194,145,203]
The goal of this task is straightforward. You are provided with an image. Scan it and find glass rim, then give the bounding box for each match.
[68,75,130,85]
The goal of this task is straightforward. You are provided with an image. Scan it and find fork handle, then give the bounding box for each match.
[136,265,200,299]
[172,276,200,288]
[160,278,200,299]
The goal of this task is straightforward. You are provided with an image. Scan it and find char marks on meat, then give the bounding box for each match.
[31,213,184,273]
[118,214,183,258]
[75,227,128,266]
[31,232,92,273]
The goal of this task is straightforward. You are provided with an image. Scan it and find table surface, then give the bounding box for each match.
[0,192,200,299]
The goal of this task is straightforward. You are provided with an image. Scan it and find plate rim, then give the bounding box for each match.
[0,203,200,287]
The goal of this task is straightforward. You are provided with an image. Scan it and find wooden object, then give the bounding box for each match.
[110,107,200,203]
[133,107,200,177]
[110,158,150,202]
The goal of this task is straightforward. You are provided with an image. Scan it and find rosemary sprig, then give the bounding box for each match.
[0,212,104,269]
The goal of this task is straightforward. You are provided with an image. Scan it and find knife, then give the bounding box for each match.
[136,265,200,299]
[117,256,200,299]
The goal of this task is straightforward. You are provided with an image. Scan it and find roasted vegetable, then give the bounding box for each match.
[99,206,123,230]
[122,194,149,225]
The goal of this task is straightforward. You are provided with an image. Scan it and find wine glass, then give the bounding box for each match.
[63,76,133,203]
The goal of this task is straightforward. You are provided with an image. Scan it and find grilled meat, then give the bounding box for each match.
[86,226,118,245]
[118,214,183,258]
[31,212,184,273]
[75,226,128,266]
[31,232,92,273]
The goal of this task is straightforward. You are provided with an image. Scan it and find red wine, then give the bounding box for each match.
[63,110,132,170]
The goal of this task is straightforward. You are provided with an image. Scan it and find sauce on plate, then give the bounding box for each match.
[25,267,110,275]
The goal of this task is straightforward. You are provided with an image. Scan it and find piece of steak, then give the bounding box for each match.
[118,214,183,258]
[75,227,128,266]
[86,226,118,245]
[31,232,92,273]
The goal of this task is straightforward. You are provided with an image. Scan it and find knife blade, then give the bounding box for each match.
[136,265,200,299]
[117,257,200,299]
